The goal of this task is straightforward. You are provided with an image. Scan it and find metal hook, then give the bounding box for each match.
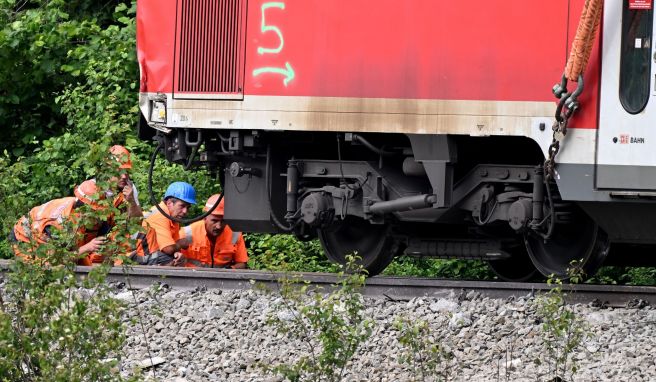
[571,74,585,98]
[552,73,568,99]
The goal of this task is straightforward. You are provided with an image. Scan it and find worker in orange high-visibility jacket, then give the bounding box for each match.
[178,194,248,269]
[140,181,197,266]
[10,179,110,265]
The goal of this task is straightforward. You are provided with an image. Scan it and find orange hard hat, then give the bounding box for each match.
[203,194,224,215]
[74,179,106,210]
[110,145,132,169]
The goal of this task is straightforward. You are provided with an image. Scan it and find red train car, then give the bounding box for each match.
[137,0,656,279]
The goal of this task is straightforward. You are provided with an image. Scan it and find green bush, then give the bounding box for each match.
[533,268,589,381]
[588,266,656,286]
[246,234,338,273]
[262,256,372,382]
[624,267,656,285]
[383,257,495,280]
[394,317,455,381]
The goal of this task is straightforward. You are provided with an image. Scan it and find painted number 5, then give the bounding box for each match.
[253,1,295,86]
[258,2,285,55]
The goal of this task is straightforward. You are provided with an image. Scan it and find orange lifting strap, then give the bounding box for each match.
[565,0,604,82]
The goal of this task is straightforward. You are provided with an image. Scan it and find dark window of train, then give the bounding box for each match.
[619,3,653,114]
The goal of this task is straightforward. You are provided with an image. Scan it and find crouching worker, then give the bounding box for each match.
[133,182,197,266]
[10,180,110,265]
[179,194,248,269]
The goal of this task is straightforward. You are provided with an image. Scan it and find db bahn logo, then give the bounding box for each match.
[616,134,646,144]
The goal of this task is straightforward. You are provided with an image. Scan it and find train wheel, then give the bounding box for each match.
[488,242,540,282]
[525,209,610,279]
[318,216,403,276]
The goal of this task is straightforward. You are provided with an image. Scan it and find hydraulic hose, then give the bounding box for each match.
[183,144,199,171]
[543,182,556,240]
[351,134,395,157]
[148,141,222,224]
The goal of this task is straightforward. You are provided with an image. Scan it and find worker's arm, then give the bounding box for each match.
[78,237,106,255]
[123,182,143,218]
[160,239,189,256]
[232,262,247,269]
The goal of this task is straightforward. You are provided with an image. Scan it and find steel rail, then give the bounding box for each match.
[1,260,655,307]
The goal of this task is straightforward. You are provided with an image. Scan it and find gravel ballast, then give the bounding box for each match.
[118,285,656,382]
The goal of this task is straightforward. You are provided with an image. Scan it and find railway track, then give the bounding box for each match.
[1,259,655,307]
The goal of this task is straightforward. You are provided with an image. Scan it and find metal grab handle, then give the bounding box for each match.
[185,129,202,147]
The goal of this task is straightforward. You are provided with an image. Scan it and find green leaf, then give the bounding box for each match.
[115,3,128,13]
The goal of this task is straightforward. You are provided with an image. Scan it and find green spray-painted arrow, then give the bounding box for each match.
[253,62,295,86]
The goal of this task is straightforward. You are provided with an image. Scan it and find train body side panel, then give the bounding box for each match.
[246,0,566,102]
[137,0,600,127]
[244,0,598,129]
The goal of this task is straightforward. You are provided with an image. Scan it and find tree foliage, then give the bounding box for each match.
[0,0,131,155]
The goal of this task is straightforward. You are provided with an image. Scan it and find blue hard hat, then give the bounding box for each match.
[163,181,197,204]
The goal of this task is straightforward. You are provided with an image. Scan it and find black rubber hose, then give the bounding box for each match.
[217,132,230,142]
[148,141,222,224]
[183,144,199,171]
[352,134,395,156]
[543,181,556,240]
[336,134,369,192]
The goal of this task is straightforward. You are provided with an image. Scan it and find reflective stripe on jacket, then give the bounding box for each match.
[133,227,159,257]
[12,197,77,245]
[12,197,80,261]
